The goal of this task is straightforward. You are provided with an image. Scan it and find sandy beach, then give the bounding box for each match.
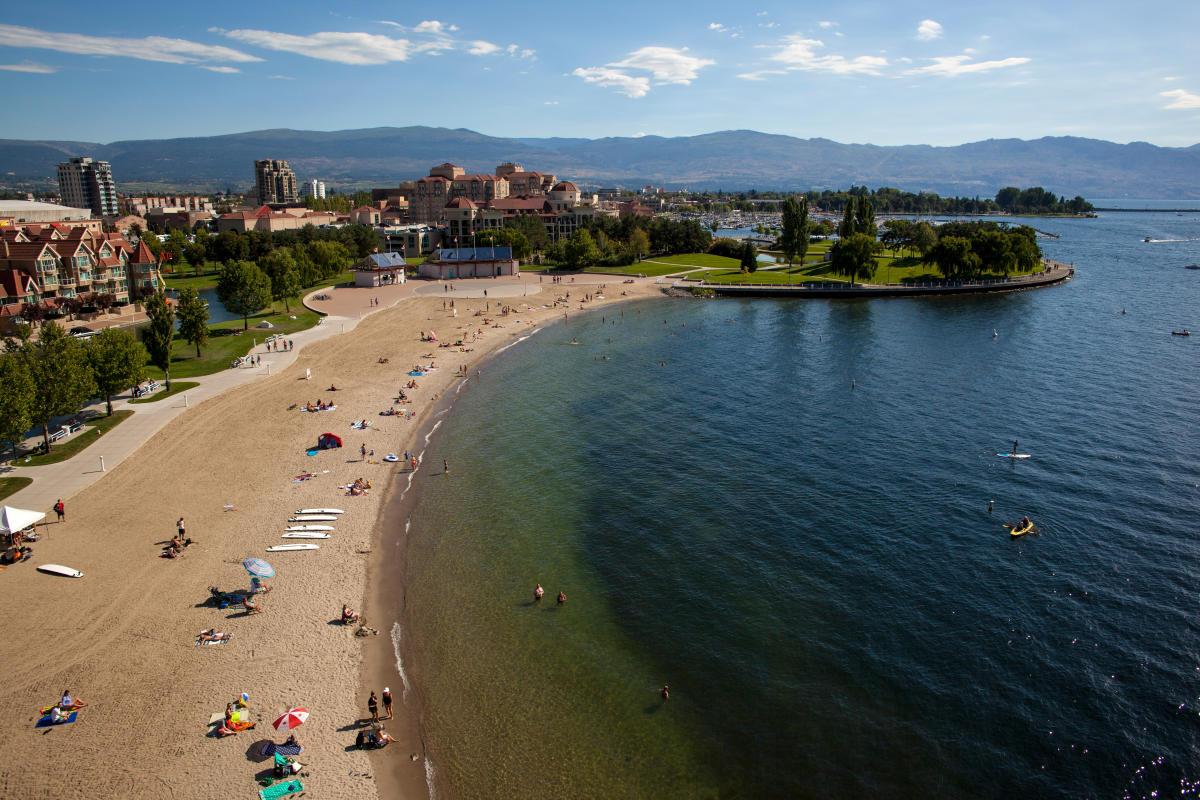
[0,271,664,799]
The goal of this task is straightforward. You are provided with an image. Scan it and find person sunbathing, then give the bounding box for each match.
[341,604,360,625]
[328,384,338,391]
[198,629,232,642]
[243,596,264,614]
[305,402,317,412]
[59,690,87,710]
[162,544,181,558]
[378,357,390,364]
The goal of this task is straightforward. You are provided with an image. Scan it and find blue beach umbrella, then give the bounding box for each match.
[242,558,275,578]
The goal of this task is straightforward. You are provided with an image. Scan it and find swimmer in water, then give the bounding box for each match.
[534,584,544,601]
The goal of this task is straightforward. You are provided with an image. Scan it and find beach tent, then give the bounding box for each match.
[0,506,45,535]
[317,433,342,450]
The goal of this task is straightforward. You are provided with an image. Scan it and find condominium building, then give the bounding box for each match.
[56,157,118,217]
[254,159,298,206]
[301,179,326,199]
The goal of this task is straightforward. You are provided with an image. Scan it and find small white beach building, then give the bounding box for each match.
[354,252,408,287]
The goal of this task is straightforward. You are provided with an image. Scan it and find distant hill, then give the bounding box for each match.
[2,127,1198,199]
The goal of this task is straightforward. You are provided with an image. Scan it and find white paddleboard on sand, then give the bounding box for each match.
[296,508,344,515]
[289,514,338,522]
[267,544,320,551]
[997,453,1032,459]
[283,532,330,539]
[37,564,83,578]
[285,525,334,532]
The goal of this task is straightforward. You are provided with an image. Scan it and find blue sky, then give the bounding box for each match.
[1,0,1197,146]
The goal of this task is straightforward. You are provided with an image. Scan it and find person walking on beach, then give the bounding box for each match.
[177,517,186,538]
[53,499,65,522]
[443,459,449,474]
[410,456,418,472]
[361,442,368,462]
[382,687,393,720]
[368,691,379,723]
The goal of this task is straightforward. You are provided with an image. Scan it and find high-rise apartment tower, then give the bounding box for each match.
[57,156,118,217]
[254,159,298,205]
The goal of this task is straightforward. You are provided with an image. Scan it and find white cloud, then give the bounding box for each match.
[0,24,261,64]
[201,65,240,73]
[218,28,414,64]
[1163,76,1179,82]
[709,23,725,32]
[573,46,713,97]
[467,40,499,55]
[544,100,558,105]
[907,54,1030,76]
[268,74,294,80]
[414,20,457,34]
[610,46,714,84]
[0,60,56,73]
[572,66,650,98]
[769,36,887,75]
[916,20,943,41]
[736,69,787,81]
[1161,89,1200,109]
[818,21,837,29]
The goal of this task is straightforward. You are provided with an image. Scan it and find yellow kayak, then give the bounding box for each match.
[1010,521,1036,537]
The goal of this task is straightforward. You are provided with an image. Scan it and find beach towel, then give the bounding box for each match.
[36,711,77,727]
[259,779,304,800]
[408,371,424,376]
[195,636,233,646]
[261,742,304,757]
[305,450,319,457]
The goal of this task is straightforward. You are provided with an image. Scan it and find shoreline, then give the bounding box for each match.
[0,271,664,800]
[361,290,663,800]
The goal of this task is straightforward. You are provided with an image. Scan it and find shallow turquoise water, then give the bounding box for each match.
[402,212,1200,799]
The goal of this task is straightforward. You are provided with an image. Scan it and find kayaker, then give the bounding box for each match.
[1019,515,1031,528]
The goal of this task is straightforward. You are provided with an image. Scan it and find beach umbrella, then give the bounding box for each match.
[242,558,275,578]
[0,506,45,535]
[272,707,309,731]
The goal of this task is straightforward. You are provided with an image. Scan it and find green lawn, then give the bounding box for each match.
[582,262,687,277]
[694,253,1044,285]
[129,381,199,403]
[162,267,221,291]
[0,477,33,501]
[146,303,323,380]
[21,410,134,466]
[642,253,742,270]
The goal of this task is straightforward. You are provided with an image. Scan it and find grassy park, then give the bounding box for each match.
[0,477,33,502]
[129,381,199,403]
[20,410,134,467]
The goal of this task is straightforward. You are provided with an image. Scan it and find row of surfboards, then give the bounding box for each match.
[269,508,344,551]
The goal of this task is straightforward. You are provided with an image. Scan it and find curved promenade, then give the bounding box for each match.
[688,261,1074,298]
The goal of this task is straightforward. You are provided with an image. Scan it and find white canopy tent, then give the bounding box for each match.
[0,506,45,535]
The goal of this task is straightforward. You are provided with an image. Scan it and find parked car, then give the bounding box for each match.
[70,326,96,338]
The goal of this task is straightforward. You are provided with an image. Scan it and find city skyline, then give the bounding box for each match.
[0,0,1197,147]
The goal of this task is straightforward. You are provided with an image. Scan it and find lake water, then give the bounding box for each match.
[397,211,1200,798]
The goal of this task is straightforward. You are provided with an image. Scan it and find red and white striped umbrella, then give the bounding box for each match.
[272,707,309,731]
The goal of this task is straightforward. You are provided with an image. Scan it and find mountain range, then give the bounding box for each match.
[2,127,1198,199]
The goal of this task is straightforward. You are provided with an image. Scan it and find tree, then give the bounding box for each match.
[830,233,881,286]
[927,236,978,281]
[21,321,96,453]
[143,293,176,389]
[854,198,876,238]
[216,260,272,330]
[175,287,210,357]
[88,327,146,415]
[913,222,937,258]
[183,240,207,275]
[740,241,758,272]
[838,200,856,239]
[562,229,599,268]
[973,230,1015,276]
[629,228,650,260]
[0,352,34,459]
[272,260,301,312]
[506,214,550,252]
[780,196,803,266]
